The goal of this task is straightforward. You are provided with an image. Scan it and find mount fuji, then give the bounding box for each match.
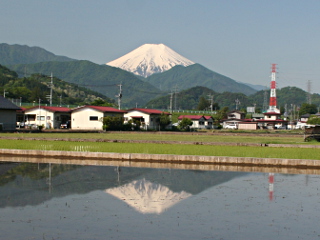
[106,43,194,78]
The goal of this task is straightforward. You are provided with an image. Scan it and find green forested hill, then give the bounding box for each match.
[146,85,320,112]
[145,63,257,95]
[145,86,250,110]
[145,86,214,110]
[9,60,164,108]
[0,43,74,65]
[0,65,113,106]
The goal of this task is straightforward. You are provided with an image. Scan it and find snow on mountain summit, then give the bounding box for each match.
[106,43,195,77]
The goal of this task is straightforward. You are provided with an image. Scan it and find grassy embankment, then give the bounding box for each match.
[0,131,308,144]
[1,132,320,160]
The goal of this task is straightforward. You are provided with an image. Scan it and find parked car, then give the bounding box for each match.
[60,120,70,129]
[224,124,237,129]
[17,122,25,128]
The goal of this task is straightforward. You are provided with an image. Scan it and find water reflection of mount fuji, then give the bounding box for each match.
[106,178,192,214]
[0,162,246,212]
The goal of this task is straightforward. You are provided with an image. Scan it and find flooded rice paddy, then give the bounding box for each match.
[0,158,320,240]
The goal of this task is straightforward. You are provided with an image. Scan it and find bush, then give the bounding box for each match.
[102,116,124,131]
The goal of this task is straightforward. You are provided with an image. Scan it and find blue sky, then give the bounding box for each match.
[1,0,320,93]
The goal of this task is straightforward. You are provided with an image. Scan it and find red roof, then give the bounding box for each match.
[17,107,27,112]
[256,119,288,123]
[126,108,170,115]
[204,116,213,120]
[25,106,71,113]
[73,105,127,113]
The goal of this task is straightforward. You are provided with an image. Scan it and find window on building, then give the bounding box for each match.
[26,115,36,121]
[36,116,45,121]
[89,116,99,121]
[199,121,204,125]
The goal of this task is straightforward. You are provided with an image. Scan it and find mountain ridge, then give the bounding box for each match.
[145,63,257,95]
[9,60,164,108]
[0,43,75,65]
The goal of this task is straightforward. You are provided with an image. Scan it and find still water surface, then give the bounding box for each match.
[0,161,320,240]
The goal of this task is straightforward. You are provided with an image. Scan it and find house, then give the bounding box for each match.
[227,110,245,120]
[295,114,310,129]
[71,105,127,130]
[177,115,214,129]
[124,108,170,130]
[256,111,288,129]
[20,106,71,129]
[300,114,311,123]
[0,96,21,131]
[24,106,71,129]
[204,116,214,129]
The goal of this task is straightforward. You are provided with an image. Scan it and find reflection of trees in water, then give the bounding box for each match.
[0,163,79,186]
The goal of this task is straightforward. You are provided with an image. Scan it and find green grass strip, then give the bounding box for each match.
[0,132,312,145]
[1,139,320,160]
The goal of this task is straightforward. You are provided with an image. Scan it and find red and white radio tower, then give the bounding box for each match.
[268,64,280,113]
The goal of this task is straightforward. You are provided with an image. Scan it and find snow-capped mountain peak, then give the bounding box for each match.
[106,43,195,77]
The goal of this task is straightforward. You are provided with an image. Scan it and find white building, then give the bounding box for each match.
[71,105,126,130]
[177,115,214,129]
[24,106,71,129]
[227,110,245,120]
[124,108,170,130]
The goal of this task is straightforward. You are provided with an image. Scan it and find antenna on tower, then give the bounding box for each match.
[116,83,122,110]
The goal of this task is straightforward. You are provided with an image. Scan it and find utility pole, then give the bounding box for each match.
[208,94,214,112]
[263,87,268,112]
[3,89,8,98]
[174,85,179,111]
[38,98,41,126]
[169,92,173,113]
[115,83,122,110]
[235,99,240,110]
[284,104,288,118]
[307,80,312,104]
[46,73,53,106]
